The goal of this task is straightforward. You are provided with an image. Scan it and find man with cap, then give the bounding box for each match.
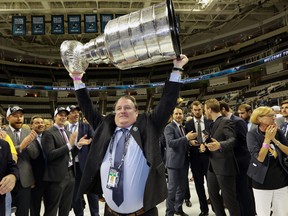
[66,105,99,216]
[42,107,92,216]
[5,105,39,216]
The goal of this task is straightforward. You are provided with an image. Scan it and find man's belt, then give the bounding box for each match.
[106,205,145,216]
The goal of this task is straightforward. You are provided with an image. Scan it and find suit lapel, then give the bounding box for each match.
[130,124,143,150]
[53,127,66,145]
[172,121,182,138]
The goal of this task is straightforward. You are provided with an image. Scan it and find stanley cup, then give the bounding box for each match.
[60,0,181,72]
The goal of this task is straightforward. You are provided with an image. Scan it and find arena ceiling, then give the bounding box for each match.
[0,0,287,67]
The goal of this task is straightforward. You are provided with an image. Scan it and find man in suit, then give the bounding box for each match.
[237,104,257,131]
[0,139,19,215]
[185,101,212,216]
[280,99,288,139]
[68,55,188,215]
[164,106,196,216]
[42,107,91,216]
[29,115,47,216]
[201,98,240,216]
[5,105,38,216]
[66,105,99,216]
[220,101,255,216]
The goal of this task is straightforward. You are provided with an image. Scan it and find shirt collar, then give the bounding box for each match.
[172,120,182,127]
[115,125,132,132]
[9,125,21,133]
[193,115,204,123]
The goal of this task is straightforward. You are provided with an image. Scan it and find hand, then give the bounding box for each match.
[205,138,221,151]
[69,71,85,81]
[186,131,197,141]
[173,54,188,68]
[21,130,37,150]
[69,131,78,147]
[190,140,200,147]
[265,125,277,140]
[78,135,92,147]
[0,130,7,140]
[0,174,17,195]
[199,144,206,153]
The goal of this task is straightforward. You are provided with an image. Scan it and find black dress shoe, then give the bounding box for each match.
[175,210,189,216]
[199,212,209,216]
[185,199,192,207]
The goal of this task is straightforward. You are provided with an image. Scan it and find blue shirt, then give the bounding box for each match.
[100,126,149,213]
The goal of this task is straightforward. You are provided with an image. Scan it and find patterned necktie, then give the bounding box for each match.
[282,122,288,136]
[179,125,185,137]
[60,129,69,143]
[113,128,128,207]
[60,129,73,166]
[197,120,203,144]
[14,129,20,145]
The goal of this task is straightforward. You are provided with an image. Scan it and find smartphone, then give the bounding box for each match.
[202,130,212,143]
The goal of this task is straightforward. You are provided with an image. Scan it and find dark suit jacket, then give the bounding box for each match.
[185,117,212,158]
[164,121,189,169]
[76,81,181,211]
[208,116,238,176]
[5,127,39,187]
[0,139,19,214]
[66,121,95,171]
[30,133,46,185]
[230,114,250,173]
[42,126,77,182]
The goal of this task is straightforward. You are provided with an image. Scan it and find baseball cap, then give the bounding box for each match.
[66,105,80,112]
[54,107,69,117]
[6,105,24,117]
[271,105,280,111]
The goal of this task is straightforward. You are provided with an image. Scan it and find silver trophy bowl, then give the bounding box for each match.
[60,0,181,73]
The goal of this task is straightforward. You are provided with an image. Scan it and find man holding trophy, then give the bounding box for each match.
[60,1,188,214]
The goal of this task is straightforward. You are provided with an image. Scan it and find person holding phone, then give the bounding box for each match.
[201,98,240,216]
[185,101,212,216]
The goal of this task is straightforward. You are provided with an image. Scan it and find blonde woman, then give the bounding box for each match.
[247,106,288,216]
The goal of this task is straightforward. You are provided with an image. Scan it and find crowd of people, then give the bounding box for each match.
[0,54,288,216]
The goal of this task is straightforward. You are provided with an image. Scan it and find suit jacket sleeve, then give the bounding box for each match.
[76,88,103,131]
[0,140,19,181]
[218,120,236,152]
[164,124,189,149]
[246,129,262,159]
[150,81,181,132]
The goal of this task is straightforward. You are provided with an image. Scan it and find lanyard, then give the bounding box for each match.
[109,130,131,169]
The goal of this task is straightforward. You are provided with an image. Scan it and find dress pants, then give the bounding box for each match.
[30,181,48,216]
[207,170,240,216]
[190,154,209,213]
[72,162,99,216]
[5,192,12,216]
[166,162,189,216]
[0,195,5,216]
[236,172,255,216]
[44,168,75,216]
[12,185,31,216]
